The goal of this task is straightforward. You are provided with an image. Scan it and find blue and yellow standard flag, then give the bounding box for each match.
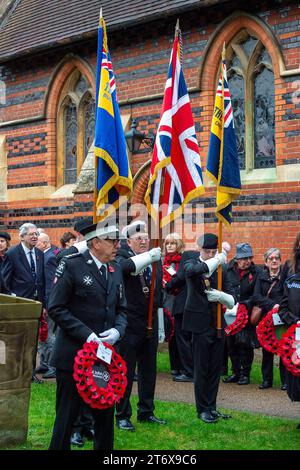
[94,14,132,217]
[206,54,241,225]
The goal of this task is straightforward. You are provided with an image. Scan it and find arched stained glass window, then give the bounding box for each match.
[254,67,275,168]
[64,101,78,184]
[57,70,95,187]
[84,96,95,157]
[226,32,275,171]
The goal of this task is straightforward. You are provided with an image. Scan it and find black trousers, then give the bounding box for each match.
[49,369,114,450]
[116,330,158,420]
[168,333,182,372]
[174,315,193,377]
[72,402,94,434]
[192,331,224,414]
[226,335,254,377]
[261,349,286,385]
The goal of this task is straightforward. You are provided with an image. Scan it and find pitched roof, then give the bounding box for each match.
[0,0,223,63]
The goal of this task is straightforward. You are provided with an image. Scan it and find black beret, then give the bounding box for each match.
[0,231,11,241]
[197,233,218,249]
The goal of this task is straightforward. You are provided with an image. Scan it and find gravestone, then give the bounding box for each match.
[0,294,41,447]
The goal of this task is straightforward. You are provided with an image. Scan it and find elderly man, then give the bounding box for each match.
[115,220,166,432]
[48,220,127,450]
[2,222,46,383]
[36,232,58,379]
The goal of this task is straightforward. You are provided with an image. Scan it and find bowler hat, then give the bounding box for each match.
[197,233,218,250]
[0,231,11,241]
[234,243,253,259]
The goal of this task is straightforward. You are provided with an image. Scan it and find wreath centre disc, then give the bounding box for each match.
[73,341,127,409]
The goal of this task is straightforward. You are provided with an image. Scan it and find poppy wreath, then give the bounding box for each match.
[225,303,248,336]
[256,307,282,355]
[280,324,300,377]
[73,341,127,409]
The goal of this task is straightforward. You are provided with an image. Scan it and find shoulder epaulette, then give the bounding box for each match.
[65,252,82,259]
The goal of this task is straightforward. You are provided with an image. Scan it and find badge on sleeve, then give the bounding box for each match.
[55,260,66,278]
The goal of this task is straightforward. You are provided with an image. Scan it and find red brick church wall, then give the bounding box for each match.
[0,2,299,262]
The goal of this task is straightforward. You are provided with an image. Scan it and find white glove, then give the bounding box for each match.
[203,252,226,278]
[99,328,120,345]
[86,332,102,344]
[149,247,161,262]
[74,240,87,253]
[131,247,161,275]
[204,289,235,309]
[158,308,165,343]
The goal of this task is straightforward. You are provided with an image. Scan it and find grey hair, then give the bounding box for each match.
[87,239,94,250]
[264,247,281,262]
[19,223,37,237]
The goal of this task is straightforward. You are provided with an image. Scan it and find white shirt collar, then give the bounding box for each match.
[21,242,35,256]
[89,251,105,270]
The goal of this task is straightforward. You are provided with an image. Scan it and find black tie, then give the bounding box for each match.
[29,250,36,281]
[100,264,108,294]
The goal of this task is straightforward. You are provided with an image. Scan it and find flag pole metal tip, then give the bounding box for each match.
[222,42,226,60]
[175,18,180,37]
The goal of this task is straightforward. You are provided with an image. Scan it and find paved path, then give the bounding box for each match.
[132,372,300,419]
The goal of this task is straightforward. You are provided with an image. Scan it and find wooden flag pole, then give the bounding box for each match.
[216,220,223,337]
[146,20,180,336]
[93,152,98,224]
[146,168,165,337]
[216,42,226,338]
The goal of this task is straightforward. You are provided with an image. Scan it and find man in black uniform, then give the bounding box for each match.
[115,220,166,431]
[48,221,127,450]
[182,233,235,423]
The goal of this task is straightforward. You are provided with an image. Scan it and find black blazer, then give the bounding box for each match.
[2,243,46,304]
[44,248,57,307]
[182,253,236,334]
[48,250,127,371]
[115,244,163,334]
[0,269,10,294]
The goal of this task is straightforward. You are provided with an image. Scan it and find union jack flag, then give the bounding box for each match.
[206,55,241,226]
[145,30,205,228]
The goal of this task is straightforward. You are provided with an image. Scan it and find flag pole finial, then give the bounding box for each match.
[175,19,180,37]
[222,42,226,60]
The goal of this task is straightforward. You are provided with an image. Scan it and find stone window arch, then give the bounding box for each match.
[226,30,275,171]
[57,69,95,188]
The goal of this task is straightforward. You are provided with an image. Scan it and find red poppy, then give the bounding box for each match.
[108,265,115,273]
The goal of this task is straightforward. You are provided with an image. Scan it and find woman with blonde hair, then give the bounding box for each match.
[163,233,193,382]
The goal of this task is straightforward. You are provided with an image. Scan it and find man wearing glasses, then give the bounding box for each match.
[2,223,46,384]
[115,220,166,432]
[48,220,127,450]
